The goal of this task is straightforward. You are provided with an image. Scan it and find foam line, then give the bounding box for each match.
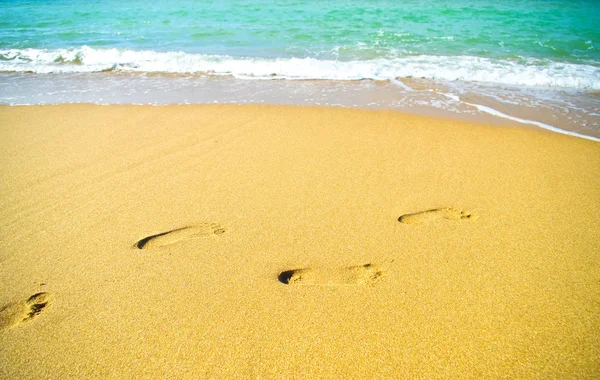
[1,47,599,89]
[390,78,414,91]
[435,92,599,142]
[468,101,600,142]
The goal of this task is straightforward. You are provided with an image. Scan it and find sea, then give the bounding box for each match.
[1,0,599,140]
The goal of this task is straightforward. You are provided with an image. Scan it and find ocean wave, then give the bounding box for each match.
[1,46,599,89]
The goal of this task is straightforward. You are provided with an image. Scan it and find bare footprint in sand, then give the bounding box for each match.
[398,208,477,225]
[279,264,384,286]
[135,223,226,250]
[0,292,53,330]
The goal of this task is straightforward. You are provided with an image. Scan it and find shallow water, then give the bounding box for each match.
[2,73,598,140]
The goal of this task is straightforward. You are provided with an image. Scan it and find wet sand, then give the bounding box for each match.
[2,73,599,140]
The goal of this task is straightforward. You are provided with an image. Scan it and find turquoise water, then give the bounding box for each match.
[2,0,599,60]
[1,0,599,140]
[1,0,599,86]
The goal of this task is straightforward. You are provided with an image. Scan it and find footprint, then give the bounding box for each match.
[279,264,384,286]
[0,293,53,330]
[398,208,477,225]
[135,223,226,250]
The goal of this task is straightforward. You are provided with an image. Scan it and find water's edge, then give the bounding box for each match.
[2,72,598,142]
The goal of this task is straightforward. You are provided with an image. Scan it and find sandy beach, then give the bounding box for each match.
[0,104,599,378]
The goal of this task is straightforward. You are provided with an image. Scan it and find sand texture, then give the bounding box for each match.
[0,104,599,378]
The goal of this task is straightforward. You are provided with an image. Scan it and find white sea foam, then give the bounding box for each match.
[437,92,600,142]
[469,102,600,142]
[1,46,600,90]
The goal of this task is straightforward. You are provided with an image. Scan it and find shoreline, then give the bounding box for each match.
[2,73,599,141]
[1,104,599,378]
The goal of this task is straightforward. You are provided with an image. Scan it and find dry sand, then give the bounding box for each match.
[0,104,599,378]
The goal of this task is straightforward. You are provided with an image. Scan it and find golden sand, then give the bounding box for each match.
[0,104,599,378]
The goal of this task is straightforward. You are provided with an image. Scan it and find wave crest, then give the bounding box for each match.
[0,46,598,89]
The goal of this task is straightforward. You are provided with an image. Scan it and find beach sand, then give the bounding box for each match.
[0,104,599,378]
